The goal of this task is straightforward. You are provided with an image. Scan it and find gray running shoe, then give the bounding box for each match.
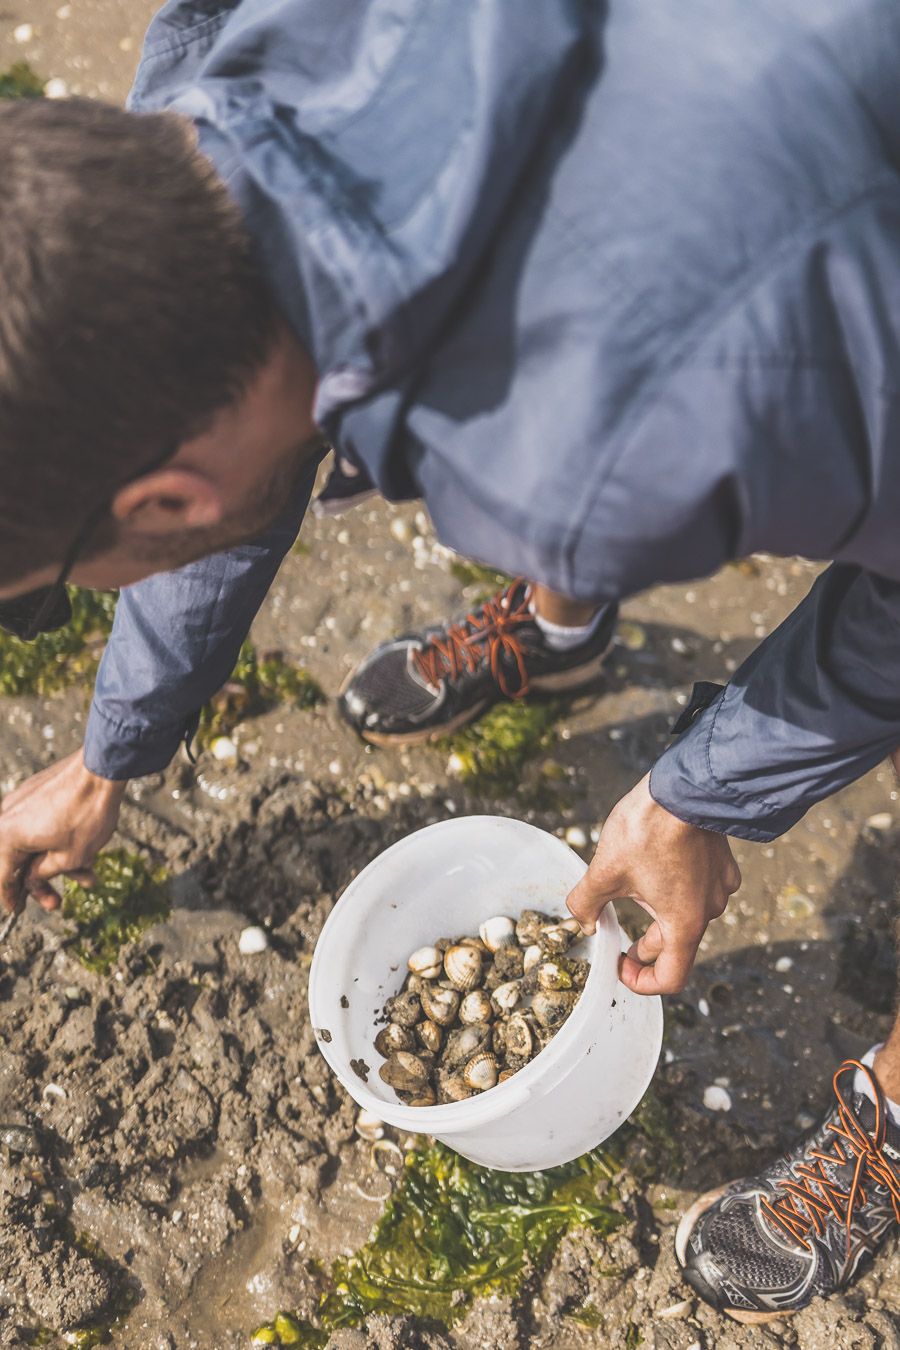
[676,1059,900,1323]
[338,579,617,745]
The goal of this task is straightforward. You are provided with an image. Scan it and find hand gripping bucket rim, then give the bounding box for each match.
[308,815,663,1167]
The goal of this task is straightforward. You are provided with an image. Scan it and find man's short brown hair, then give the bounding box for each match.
[0,97,279,583]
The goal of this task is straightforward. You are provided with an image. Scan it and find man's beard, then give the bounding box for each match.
[90,433,324,575]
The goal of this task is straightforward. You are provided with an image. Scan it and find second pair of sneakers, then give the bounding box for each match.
[339,579,617,744]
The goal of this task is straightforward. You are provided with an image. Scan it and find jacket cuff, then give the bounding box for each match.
[648,691,809,843]
[83,701,189,781]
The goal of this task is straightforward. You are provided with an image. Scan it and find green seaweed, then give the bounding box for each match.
[449,559,512,599]
[0,62,44,98]
[440,698,563,796]
[196,639,324,744]
[0,589,117,696]
[62,849,171,974]
[251,1141,622,1346]
[0,586,322,747]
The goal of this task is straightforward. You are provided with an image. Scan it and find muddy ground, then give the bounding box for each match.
[1,7,900,1348]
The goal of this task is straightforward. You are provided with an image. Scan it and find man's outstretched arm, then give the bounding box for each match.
[568,563,900,992]
[0,464,318,913]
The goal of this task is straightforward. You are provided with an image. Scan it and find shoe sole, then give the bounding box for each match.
[675,1187,797,1326]
[342,644,613,748]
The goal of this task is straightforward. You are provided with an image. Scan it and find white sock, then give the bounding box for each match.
[531,603,607,652]
[853,1044,900,1124]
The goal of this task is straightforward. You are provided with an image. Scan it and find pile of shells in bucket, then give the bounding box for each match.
[375,910,590,1106]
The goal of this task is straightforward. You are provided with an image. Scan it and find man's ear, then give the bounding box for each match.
[111,468,224,535]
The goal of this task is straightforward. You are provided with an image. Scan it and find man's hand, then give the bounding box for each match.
[566,773,741,995]
[0,749,127,914]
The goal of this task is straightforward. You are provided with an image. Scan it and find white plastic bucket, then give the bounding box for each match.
[308,815,663,1171]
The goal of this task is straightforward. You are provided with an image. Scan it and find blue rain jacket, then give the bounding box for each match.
[84,0,900,842]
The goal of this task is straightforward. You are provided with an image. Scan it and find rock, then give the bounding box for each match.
[239,926,270,955]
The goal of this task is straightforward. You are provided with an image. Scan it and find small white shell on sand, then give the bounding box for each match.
[210,735,238,762]
[774,956,794,973]
[564,826,588,849]
[866,812,893,832]
[42,1083,67,1103]
[389,516,412,544]
[44,77,69,98]
[703,1085,732,1112]
[238,926,269,956]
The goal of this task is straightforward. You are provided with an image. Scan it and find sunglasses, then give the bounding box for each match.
[0,446,176,642]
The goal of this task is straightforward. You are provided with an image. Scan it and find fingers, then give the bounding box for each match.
[619,917,704,995]
[0,851,29,915]
[566,864,624,936]
[25,853,95,910]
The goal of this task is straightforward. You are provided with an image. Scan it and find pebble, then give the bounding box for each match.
[564,826,588,849]
[238,926,269,956]
[43,77,69,99]
[702,1085,732,1112]
[389,517,412,544]
[13,22,34,42]
[774,956,793,973]
[617,621,647,651]
[697,997,710,1017]
[209,735,238,762]
[866,812,893,832]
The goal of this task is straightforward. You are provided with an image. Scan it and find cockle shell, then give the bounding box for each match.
[498,1068,516,1084]
[539,920,582,955]
[385,991,422,1028]
[522,944,543,973]
[415,1018,443,1054]
[355,1109,385,1141]
[537,960,574,992]
[493,945,525,980]
[374,1023,415,1056]
[379,1052,430,1092]
[438,1071,474,1103]
[420,982,460,1027]
[532,989,578,1029]
[443,1022,491,1068]
[490,980,522,1015]
[463,1051,499,1092]
[478,916,516,952]
[458,990,493,1025]
[504,1012,534,1062]
[443,944,483,991]
[516,909,552,947]
[408,1087,437,1108]
[407,945,443,979]
[458,935,489,953]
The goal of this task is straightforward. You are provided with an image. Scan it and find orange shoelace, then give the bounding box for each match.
[761,1060,900,1256]
[412,581,534,698]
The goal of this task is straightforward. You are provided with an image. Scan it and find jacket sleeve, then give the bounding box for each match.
[82,464,318,780]
[649,563,900,842]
